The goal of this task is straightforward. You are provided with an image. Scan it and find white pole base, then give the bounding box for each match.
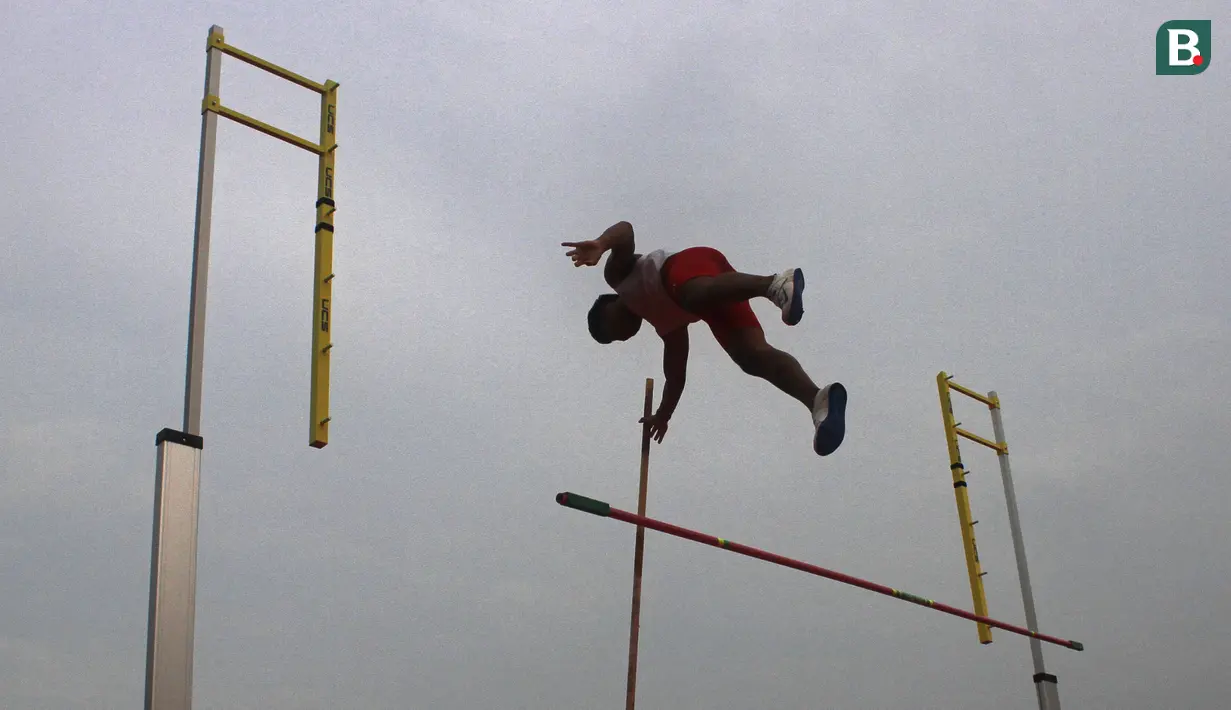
[145,429,204,710]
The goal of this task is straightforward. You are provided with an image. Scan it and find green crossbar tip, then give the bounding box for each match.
[1071,641,1084,652]
[556,492,611,517]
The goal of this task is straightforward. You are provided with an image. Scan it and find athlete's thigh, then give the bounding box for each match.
[706,301,765,356]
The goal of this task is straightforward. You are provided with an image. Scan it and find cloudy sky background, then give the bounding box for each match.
[3,1,1229,708]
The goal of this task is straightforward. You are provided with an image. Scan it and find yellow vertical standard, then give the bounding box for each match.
[310,81,338,448]
[936,371,993,644]
[198,30,340,447]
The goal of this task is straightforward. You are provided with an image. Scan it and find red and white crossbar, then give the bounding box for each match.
[556,492,1083,652]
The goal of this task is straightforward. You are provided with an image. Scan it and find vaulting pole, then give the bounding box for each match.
[556,492,1085,652]
[625,378,654,710]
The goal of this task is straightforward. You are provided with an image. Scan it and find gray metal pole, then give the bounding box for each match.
[145,431,204,710]
[145,25,224,710]
[988,391,1061,710]
[183,25,223,435]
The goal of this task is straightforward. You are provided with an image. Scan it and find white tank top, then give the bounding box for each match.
[614,250,698,336]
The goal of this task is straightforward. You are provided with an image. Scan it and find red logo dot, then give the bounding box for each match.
[1194,55,1204,65]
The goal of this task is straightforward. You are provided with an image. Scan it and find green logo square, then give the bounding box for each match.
[1157,20,1211,74]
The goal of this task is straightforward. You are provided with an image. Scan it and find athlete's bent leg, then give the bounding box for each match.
[717,325,847,456]
[674,272,774,312]
[665,247,805,326]
[719,327,820,409]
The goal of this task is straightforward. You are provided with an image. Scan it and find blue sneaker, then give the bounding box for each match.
[767,268,805,326]
[812,382,847,456]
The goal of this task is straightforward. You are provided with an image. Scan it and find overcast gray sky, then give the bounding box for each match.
[3,1,1229,708]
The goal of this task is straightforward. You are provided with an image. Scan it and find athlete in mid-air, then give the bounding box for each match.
[563,220,846,456]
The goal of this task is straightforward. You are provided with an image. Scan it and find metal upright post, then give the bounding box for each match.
[146,26,338,709]
[988,392,1061,710]
[146,24,224,710]
[183,26,223,436]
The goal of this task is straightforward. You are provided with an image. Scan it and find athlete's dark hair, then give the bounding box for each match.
[587,293,621,344]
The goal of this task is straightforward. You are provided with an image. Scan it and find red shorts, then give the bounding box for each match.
[661,246,762,347]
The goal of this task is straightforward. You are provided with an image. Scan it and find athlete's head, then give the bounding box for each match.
[588,293,642,343]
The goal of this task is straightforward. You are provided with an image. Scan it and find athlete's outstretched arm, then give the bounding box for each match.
[597,221,636,287]
[658,327,689,418]
[562,221,638,287]
[641,327,688,443]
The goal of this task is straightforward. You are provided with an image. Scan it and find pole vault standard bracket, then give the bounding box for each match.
[936,371,995,644]
[937,373,1063,710]
[199,25,339,449]
[145,26,337,710]
[555,492,1085,653]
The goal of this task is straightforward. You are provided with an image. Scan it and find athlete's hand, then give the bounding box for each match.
[561,239,605,267]
[640,413,670,443]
